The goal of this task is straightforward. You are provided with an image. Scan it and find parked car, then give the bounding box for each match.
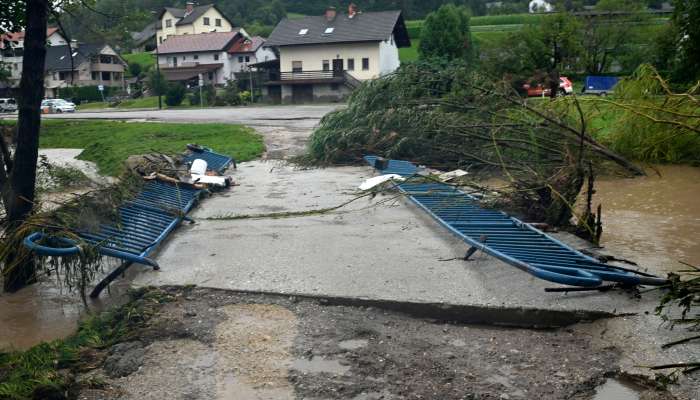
[41,98,76,113]
[0,98,17,113]
[522,77,573,97]
[582,75,618,96]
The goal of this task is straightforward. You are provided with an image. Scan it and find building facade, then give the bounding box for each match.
[264,5,410,103]
[157,3,237,45]
[44,44,127,98]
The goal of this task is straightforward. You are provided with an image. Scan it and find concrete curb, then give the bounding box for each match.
[168,285,618,329]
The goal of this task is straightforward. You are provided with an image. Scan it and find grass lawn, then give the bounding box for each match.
[122,52,155,74]
[399,39,420,62]
[35,120,265,176]
[78,96,161,111]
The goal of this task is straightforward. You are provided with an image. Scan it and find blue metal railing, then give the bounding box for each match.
[364,155,667,287]
[182,146,235,173]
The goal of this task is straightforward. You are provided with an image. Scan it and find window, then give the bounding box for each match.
[324,27,334,34]
[194,54,199,60]
[208,72,213,80]
[172,57,178,67]
[238,56,243,62]
[245,55,250,62]
[165,19,172,28]
[215,18,222,27]
[214,54,219,61]
[91,72,98,80]
[159,37,163,44]
[183,56,187,61]
[101,71,111,81]
[362,57,369,70]
[298,28,308,35]
[347,58,354,71]
[292,61,302,72]
[203,17,210,25]
[322,60,330,71]
[113,72,122,81]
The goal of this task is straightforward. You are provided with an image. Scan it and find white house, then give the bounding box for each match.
[157,2,239,45]
[529,0,554,13]
[156,30,276,86]
[0,28,68,89]
[264,5,410,103]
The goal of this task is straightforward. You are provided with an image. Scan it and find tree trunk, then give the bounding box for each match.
[2,0,48,292]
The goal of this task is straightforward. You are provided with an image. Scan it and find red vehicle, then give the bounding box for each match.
[522,76,573,97]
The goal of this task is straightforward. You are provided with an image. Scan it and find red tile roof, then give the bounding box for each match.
[1,27,59,42]
[227,36,266,54]
[157,31,240,54]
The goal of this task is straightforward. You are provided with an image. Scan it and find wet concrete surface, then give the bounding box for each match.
[134,160,663,315]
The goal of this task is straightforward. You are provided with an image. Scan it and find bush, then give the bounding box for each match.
[222,80,241,105]
[239,90,252,104]
[57,86,115,103]
[147,70,168,96]
[164,83,186,107]
[188,85,216,106]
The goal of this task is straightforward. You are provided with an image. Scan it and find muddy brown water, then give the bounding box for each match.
[1,165,698,351]
[592,165,700,274]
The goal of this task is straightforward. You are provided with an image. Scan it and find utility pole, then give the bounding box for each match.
[247,65,254,103]
[152,11,162,110]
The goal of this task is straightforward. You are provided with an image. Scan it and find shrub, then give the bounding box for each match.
[57,86,116,103]
[222,80,241,105]
[188,85,216,106]
[147,70,168,96]
[239,90,252,104]
[164,83,186,107]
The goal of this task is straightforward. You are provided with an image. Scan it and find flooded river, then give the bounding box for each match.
[1,165,698,351]
[592,165,700,274]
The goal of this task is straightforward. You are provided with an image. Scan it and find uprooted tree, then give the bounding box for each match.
[306,59,643,229]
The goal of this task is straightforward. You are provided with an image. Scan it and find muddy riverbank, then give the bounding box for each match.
[68,287,674,400]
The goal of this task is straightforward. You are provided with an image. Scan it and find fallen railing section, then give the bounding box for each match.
[23,147,235,298]
[364,155,668,288]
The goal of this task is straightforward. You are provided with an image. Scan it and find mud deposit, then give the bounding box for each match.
[74,287,675,400]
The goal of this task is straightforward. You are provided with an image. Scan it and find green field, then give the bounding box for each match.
[399,39,420,62]
[122,52,155,76]
[36,120,264,175]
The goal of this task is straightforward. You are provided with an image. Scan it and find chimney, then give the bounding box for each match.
[325,6,337,22]
[348,3,358,18]
[185,2,195,15]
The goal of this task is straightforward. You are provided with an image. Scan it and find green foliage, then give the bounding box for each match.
[0,62,10,84]
[419,5,474,62]
[122,52,154,74]
[583,64,700,164]
[222,81,242,105]
[147,69,167,96]
[128,62,143,79]
[57,86,115,104]
[667,0,700,84]
[30,120,264,175]
[188,85,216,107]
[164,83,186,107]
[0,288,173,400]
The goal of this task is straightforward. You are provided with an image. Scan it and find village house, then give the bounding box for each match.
[157,2,237,45]
[263,4,410,103]
[156,30,274,86]
[43,43,127,98]
[0,28,69,90]
[1,28,126,98]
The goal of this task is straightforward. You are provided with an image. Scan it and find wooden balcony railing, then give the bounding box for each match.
[279,70,343,81]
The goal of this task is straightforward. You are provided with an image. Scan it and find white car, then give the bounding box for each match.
[48,99,76,113]
[0,98,17,113]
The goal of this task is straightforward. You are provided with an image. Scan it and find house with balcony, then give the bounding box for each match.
[43,43,127,98]
[263,4,410,103]
[157,2,240,45]
[156,31,276,86]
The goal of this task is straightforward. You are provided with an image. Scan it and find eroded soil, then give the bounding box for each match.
[74,287,675,400]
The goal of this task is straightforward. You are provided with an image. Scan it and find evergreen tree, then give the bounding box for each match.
[418,4,474,62]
